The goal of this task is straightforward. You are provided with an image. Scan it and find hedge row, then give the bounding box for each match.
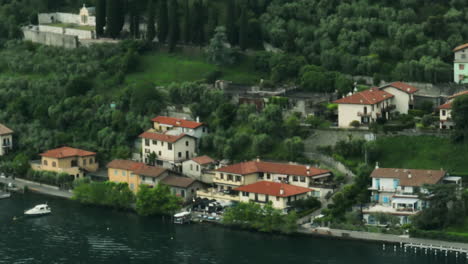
[409,229,468,243]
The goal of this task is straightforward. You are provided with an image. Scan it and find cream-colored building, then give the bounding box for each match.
[234,181,312,211]
[182,155,216,183]
[379,82,418,114]
[140,130,197,171]
[0,123,13,156]
[152,116,208,140]
[437,90,468,129]
[31,146,98,179]
[334,88,395,128]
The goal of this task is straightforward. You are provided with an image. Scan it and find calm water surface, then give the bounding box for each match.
[0,193,464,264]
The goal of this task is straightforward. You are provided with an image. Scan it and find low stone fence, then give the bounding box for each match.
[15,178,60,190]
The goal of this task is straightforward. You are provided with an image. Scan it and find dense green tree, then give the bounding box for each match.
[205,26,235,66]
[451,95,468,142]
[146,0,156,41]
[225,0,238,45]
[95,0,106,37]
[157,0,169,43]
[136,184,182,216]
[239,7,248,50]
[191,0,205,45]
[168,0,180,52]
[182,0,190,43]
[106,0,124,38]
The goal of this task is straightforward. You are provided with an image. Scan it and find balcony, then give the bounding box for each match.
[357,112,372,117]
[2,142,12,148]
[382,104,396,111]
[196,188,240,202]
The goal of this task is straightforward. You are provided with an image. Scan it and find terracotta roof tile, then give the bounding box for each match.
[438,102,452,110]
[40,146,96,159]
[234,181,312,197]
[107,159,167,178]
[191,155,215,165]
[152,116,204,129]
[448,90,468,99]
[453,43,468,52]
[0,123,13,135]
[139,131,189,143]
[217,161,331,177]
[333,88,394,105]
[161,175,196,188]
[381,82,418,94]
[371,168,446,187]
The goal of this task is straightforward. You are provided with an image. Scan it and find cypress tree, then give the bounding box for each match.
[191,0,205,46]
[168,0,180,52]
[239,8,248,50]
[225,0,238,45]
[106,0,124,39]
[183,0,190,43]
[147,0,156,42]
[95,0,106,37]
[157,0,169,43]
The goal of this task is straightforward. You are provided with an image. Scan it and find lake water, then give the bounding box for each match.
[0,193,465,264]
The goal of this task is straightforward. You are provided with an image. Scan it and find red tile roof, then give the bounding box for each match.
[107,159,167,178]
[381,82,418,94]
[371,168,446,187]
[438,102,452,110]
[448,90,468,99]
[139,131,190,143]
[40,146,96,159]
[234,181,312,197]
[333,88,394,105]
[191,155,215,165]
[0,123,13,135]
[217,161,331,177]
[152,116,204,129]
[161,175,197,188]
[453,43,468,52]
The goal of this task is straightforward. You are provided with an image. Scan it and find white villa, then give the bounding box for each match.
[334,82,419,128]
[38,4,96,27]
[152,116,208,140]
[0,123,13,156]
[234,181,313,211]
[139,130,197,171]
[182,155,216,183]
[363,167,461,225]
[437,90,468,129]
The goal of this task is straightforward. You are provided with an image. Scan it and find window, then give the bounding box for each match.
[158,151,162,156]
[255,193,258,201]
[185,141,189,146]
[181,190,185,198]
[460,64,465,70]
[235,176,241,182]
[43,160,48,166]
[52,161,56,167]
[266,173,271,180]
[460,75,465,81]
[145,149,150,153]
[220,173,224,179]
[152,140,157,145]
[462,54,466,59]
[168,143,173,150]
[142,176,146,181]
[114,169,118,175]
[293,176,298,182]
[89,158,93,164]
[161,142,164,147]
[196,165,199,171]
[190,164,193,171]
[178,152,182,158]
[265,195,269,202]
[242,192,249,197]
[276,197,280,201]
[152,178,156,183]
[442,110,446,116]
[83,159,87,166]
[130,173,134,178]
[122,171,126,176]
[145,139,150,146]
[300,176,306,182]
[202,127,206,133]
[228,174,233,181]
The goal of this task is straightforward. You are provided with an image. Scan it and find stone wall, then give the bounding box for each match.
[22,27,78,49]
[38,12,96,26]
[64,28,94,39]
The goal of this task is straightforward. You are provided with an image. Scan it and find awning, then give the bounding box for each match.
[312,173,331,179]
[391,197,419,204]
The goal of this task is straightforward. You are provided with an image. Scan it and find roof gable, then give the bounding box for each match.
[152,116,204,129]
[381,82,418,94]
[371,168,446,187]
[161,175,196,188]
[40,146,96,159]
[454,43,468,52]
[0,123,13,135]
[191,155,215,165]
[333,88,394,105]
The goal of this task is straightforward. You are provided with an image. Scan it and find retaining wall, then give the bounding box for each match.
[23,27,78,49]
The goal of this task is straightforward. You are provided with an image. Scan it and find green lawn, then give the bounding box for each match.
[375,135,468,175]
[125,51,263,86]
[445,218,468,236]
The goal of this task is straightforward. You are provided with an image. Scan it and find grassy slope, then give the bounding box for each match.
[376,136,468,174]
[125,51,262,86]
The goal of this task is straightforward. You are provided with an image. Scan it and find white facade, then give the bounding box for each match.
[142,136,196,170]
[0,134,12,156]
[380,87,413,114]
[454,48,468,84]
[337,101,392,128]
[238,191,310,211]
[439,108,454,129]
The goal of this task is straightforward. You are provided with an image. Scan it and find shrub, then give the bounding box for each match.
[408,109,425,117]
[204,70,223,84]
[409,229,468,243]
[350,120,360,128]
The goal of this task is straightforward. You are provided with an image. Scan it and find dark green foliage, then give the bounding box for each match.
[135,184,182,216]
[182,0,190,43]
[223,202,298,234]
[452,95,468,142]
[95,0,106,37]
[191,0,205,45]
[225,0,238,45]
[146,0,156,42]
[239,8,248,50]
[157,0,169,43]
[409,229,468,243]
[73,181,135,209]
[24,170,74,189]
[106,0,124,38]
[168,0,180,52]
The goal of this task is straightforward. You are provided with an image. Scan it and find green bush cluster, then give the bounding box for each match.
[25,170,74,189]
[409,229,468,243]
[72,181,135,210]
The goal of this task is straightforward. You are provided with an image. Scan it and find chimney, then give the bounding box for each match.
[375,162,379,169]
[279,186,284,195]
[256,156,260,162]
[196,116,200,123]
[306,165,310,176]
[408,172,412,179]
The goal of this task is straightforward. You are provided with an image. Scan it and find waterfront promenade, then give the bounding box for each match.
[0,177,72,199]
[299,226,468,250]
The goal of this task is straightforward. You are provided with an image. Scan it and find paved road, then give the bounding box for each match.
[0,177,73,199]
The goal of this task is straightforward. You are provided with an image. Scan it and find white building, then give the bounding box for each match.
[139,130,197,171]
[0,123,13,156]
[379,82,418,114]
[453,43,468,84]
[363,167,454,225]
[38,4,96,26]
[152,116,208,140]
[182,155,216,183]
[334,88,395,128]
[234,181,313,211]
[437,90,468,129]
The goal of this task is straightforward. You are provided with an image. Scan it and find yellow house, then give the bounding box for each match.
[31,146,98,179]
[107,159,169,193]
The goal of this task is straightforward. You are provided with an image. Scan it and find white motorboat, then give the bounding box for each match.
[24,204,51,216]
[0,191,10,199]
[174,211,191,224]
